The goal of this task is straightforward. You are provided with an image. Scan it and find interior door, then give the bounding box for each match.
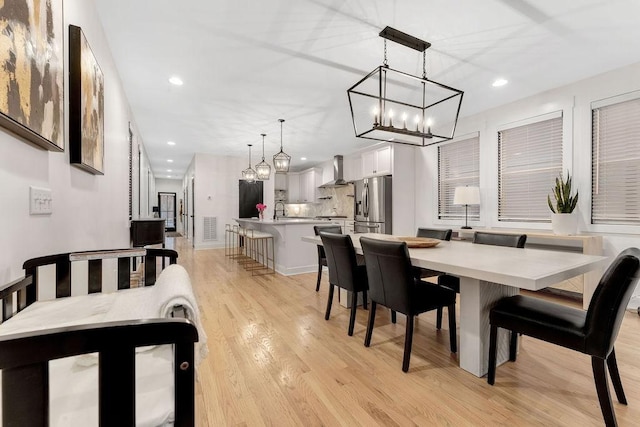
[158,192,176,231]
[239,180,264,218]
[190,177,195,246]
[183,189,188,237]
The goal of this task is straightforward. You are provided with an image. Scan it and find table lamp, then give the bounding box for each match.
[454,186,480,229]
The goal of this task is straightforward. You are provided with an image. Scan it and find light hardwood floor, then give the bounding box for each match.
[170,237,640,426]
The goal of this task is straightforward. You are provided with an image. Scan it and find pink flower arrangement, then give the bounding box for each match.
[256,203,267,213]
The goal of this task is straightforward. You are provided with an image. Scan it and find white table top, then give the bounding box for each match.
[302,233,609,291]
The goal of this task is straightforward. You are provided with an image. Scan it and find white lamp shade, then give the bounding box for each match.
[454,186,480,205]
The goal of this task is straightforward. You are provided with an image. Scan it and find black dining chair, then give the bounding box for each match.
[417,227,453,241]
[360,236,457,372]
[487,248,640,427]
[313,225,342,292]
[414,228,452,280]
[435,231,527,328]
[319,232,369,336]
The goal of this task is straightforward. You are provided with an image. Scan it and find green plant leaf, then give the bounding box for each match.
[549,171,578,213]
[547,195,556,213]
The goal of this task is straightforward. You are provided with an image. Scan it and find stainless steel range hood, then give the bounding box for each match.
[319,155,348,188]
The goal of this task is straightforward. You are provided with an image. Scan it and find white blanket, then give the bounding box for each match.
[78,264,208,366]
[0,264,206,427]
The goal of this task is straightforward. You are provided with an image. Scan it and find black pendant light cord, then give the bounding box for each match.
[279,119,285,150]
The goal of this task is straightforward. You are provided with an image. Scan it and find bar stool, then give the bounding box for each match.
[242,229,275,275]
[229,225,249,262]
[235,227,254,266]
[225,224,234,257]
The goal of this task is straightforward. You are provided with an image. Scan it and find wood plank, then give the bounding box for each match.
[165,236,640,426]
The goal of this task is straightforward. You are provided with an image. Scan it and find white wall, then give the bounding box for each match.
[0,0,149,282]
[137,143,155,219]
[415,60,640,306]
[392,144,416,236]
[187,153,275,249]
[182,157,196,244]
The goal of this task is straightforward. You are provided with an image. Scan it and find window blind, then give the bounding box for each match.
[438,136,480,220]
[592,97,640,224]
[498,116,563,222]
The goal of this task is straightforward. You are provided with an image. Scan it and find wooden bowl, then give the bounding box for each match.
[367,235,441,248]
[395,236,441,248]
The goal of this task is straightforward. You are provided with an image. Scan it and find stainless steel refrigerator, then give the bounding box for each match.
[354,175,392,234]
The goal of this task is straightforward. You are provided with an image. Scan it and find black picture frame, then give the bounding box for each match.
[69,24,105,174]
[0,0,65,151]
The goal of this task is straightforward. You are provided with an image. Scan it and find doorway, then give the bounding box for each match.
[184,188,189,240]
[190,177,195,247]
[239,180,264,218]
[158,192,177,231]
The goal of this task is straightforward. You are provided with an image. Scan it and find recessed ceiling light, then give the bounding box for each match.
[167,169,173,172]
[167,159,174,163]
[167,141,176,146]
[168,76,183,86]
[300,157,307,161]
[492,78,508,87]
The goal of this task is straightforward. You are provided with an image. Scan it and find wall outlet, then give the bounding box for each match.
[30,186,53,215]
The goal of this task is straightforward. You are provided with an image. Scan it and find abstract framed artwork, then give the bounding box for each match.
[69,24,104,174]
[0,0,65,151]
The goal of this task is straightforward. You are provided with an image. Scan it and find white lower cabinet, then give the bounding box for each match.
[345,220,355,234]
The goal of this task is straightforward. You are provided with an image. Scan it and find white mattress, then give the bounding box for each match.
[0,264,205,427]
[47,346,175,427]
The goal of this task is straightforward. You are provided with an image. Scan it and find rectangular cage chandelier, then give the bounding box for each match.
[347,27,464,147]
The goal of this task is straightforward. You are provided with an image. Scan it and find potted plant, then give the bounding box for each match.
[547,171,579,235]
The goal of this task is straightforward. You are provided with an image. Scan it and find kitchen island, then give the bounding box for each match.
[234,218,339,275]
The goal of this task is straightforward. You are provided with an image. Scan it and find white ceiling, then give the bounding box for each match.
[95,0,640,179]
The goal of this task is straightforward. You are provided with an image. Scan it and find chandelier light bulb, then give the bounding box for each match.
[242,144,257,183]
[273,119,291,173]
[346,26,463,147]
[255,133,271,180]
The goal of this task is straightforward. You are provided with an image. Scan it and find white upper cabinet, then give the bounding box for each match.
[287,173,300,203]
[274,173,287,190]
[362,145,392,177]
[362,151,375,177]
[343,154,361,182]
[300,168,321,202]
[286,168,321,203]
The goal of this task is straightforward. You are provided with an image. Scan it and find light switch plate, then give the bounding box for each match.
[30,186,53,215]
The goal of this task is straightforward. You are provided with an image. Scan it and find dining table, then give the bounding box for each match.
[301,232,609,377]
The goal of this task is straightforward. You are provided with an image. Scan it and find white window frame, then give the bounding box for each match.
[497,111,564,223]
[437,133,480,223]
[591,91,640,227]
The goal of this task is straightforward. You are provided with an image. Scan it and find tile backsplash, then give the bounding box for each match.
[285,183,354,218]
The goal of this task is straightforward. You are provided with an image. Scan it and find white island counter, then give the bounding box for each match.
[234,218,340,275]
